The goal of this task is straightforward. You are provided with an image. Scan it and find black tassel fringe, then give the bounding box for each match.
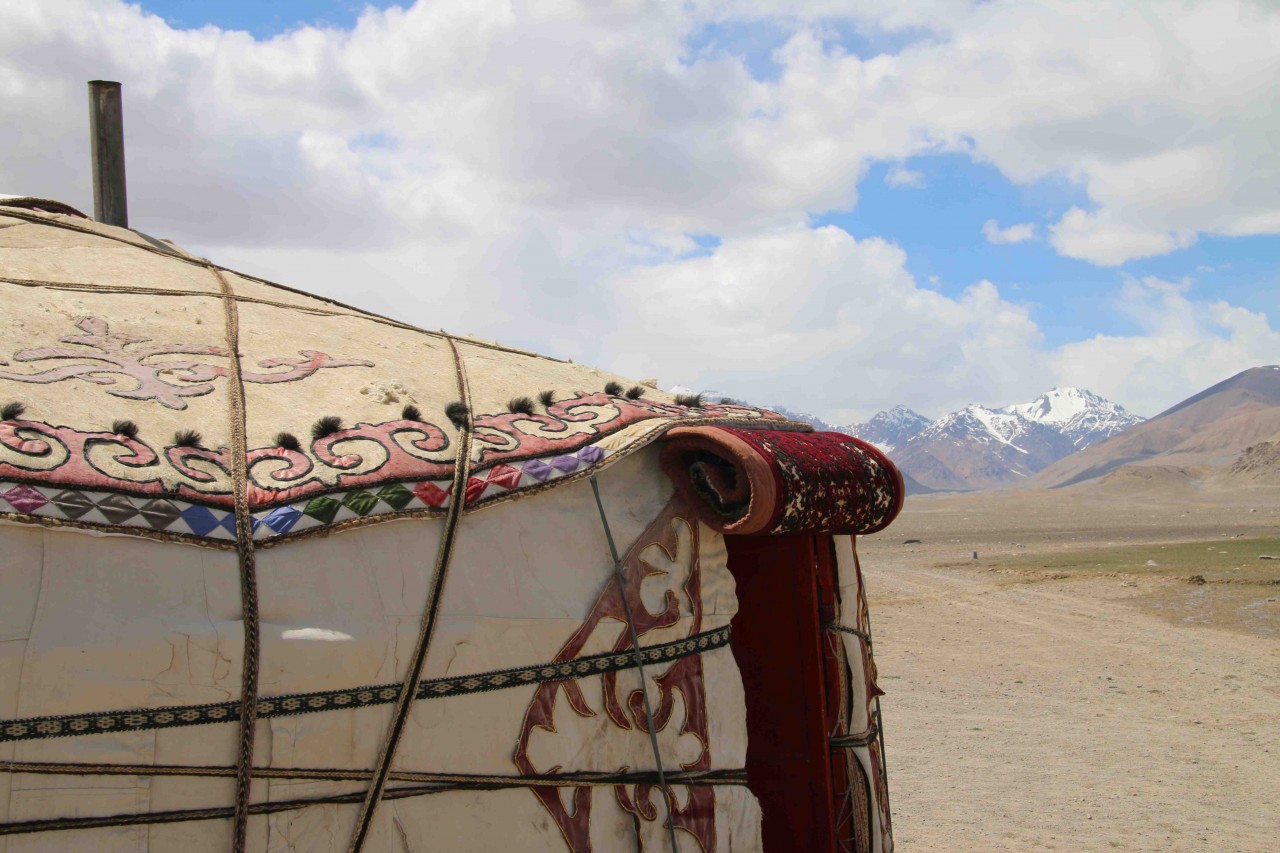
[311,415,343,440]
[173,429,203,448]
[111,419,139,439]
[445,401,470,429]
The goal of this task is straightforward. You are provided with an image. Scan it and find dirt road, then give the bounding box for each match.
[860,492,1280,851]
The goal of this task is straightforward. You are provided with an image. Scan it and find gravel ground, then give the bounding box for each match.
[858,487,1280,851]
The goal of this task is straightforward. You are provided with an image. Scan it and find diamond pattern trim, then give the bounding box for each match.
[95,493,139,525]
[0,484,47,513]
[138,499,182,530]
[0,439,616,545]
[50,490,94,518]
[1,481,240,542]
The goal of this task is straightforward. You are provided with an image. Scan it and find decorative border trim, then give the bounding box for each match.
[0,417,815,547]
[0,443,606,544]
[0,625,730,744]
[0,480,238,542]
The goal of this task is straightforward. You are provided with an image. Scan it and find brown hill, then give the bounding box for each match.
[1219,437,1280,484]
[899,469,939,496]
[1031,365,1280,488]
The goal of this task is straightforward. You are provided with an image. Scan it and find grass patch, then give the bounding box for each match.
[983,537,1280,585]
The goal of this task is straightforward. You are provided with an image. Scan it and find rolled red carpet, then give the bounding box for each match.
[660,426,905,536]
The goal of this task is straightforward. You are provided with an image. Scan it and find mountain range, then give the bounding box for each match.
[1030,365,1280,488]
[844,387,1145,491]
[685,367,1280,493]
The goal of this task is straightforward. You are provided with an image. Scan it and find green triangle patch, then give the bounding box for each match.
[302,496,342,524]
[375,483,414,511]
[341,490,380,516]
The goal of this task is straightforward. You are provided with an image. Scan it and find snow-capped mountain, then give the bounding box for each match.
[668,383,1144,492]
[891,404,1078,490]
[848,388,1144,491]
[1001,387,1143,448]
[842,405,930,452]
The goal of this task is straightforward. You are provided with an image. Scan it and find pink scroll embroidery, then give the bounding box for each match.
[0,317,373,409]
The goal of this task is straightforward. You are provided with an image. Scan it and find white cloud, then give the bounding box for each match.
[1050,276,1280,416]
[3,1,1277,261]
[748,1,1280,264]
[982,218,1036,245]
[885,165,925,188]
[604,233,1277,422]
[1049,207,1197,266]
[0,0,1276,422]
[603,225,1052,421]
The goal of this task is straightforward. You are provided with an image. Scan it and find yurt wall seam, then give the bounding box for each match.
[347,336,474,852]
[210,264,263,853]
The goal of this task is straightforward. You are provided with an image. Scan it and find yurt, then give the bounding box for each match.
[0,192,903,851]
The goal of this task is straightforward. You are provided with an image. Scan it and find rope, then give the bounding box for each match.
[823,623,873,645]
[0,274,351,316]
[210,266,260,853]
[347,337,473,852]
[829,723,880,750]
[0,784,453,837]
[588,476,680,853]
[0,208,568,363]
[0,760,745,788]
[0,771,747,838]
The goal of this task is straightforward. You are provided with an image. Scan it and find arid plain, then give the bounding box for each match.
[859,481,1280,851]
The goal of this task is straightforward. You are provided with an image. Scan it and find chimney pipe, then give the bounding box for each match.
[88,81,128,228]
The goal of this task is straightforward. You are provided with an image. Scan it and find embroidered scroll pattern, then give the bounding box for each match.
[0,317,373,409]
[514,497,717,852]
[0,404,784,549]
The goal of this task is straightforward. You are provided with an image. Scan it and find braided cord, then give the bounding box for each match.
[347,337,473,851]
[210,266,261,852]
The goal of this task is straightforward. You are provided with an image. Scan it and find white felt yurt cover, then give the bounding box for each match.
[0,200,895,852]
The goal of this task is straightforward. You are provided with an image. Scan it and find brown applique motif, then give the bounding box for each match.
[0,317,373,409]
[514,496,716,852]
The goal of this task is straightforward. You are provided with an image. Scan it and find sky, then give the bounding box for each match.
[1,0,1277,424]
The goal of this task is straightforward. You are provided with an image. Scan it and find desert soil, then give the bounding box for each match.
[858,485,1280,851]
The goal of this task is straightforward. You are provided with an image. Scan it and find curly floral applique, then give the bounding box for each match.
[0,316,374,409]
[514,497,716,852]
